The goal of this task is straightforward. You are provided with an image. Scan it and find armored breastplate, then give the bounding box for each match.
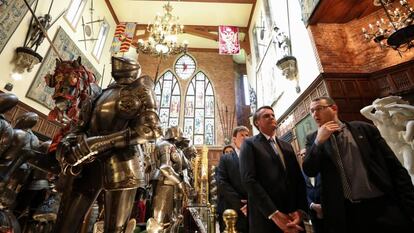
[88,90,129,135]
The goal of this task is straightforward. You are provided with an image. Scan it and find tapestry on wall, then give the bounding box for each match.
[295,114,318,150]
[26,26,102,110]
[0,0,35,53]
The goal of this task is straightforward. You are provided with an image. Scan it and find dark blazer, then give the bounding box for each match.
[302,172,322,216]
[216,151,248,232]
[302,121,414,233]
[240,133,307,233]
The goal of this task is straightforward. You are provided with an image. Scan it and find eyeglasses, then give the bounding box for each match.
[310,105,332,113]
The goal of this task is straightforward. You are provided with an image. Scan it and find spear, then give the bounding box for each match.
[100,64,105,88]
[81,17,87,50]
[230,105,236,135]
[226,106,231,141]
[216,102,225,143]
[23,0,39,46]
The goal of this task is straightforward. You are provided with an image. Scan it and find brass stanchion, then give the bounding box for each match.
[208,204,216,233]
[223,209,237,233]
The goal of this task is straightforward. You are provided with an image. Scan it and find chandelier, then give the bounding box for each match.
[362,0,414,53]
[137,1,188,57]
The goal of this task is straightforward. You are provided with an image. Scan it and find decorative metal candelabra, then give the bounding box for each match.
[136,1,188,57]
[362,0,414,53]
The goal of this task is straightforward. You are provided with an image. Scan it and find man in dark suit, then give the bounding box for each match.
[303,96,414,233]
[240,106,307,233]
[298,148,325,233]
[217,126,250,232]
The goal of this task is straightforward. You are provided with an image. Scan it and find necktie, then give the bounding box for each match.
[269,138,286,169]
[330,135,353,200]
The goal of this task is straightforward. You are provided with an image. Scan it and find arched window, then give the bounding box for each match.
[174,54,196,80]
[154,71,181,130]
[183,72,215,145]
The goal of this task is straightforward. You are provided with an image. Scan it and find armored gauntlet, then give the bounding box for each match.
[61,129,133,166]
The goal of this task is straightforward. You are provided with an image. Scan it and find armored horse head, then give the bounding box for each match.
[45,57,101,153]
[45,57,101,125]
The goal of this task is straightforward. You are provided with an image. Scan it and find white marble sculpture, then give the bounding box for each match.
[361,96,414,183]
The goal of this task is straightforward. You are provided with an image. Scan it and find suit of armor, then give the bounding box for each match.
[0,111,41,233]
[53,56,162,233]
[147,127,192,233]
[0,111,41,206]
[0,93,18,158]
[0,93,20,233]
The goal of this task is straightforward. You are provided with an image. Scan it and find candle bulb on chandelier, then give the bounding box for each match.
[362,0,414,52]
[395,8,400,15]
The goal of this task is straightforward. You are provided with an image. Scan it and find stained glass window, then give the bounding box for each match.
[184,72,215,145]
[174,54,196,80]
[154,71,181,130]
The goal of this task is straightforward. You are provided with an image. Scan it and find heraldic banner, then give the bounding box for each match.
[218,25,240,55]
[110,22,136,55]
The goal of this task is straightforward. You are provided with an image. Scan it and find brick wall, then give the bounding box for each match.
[138,51,237,146]
[309,0,414,73]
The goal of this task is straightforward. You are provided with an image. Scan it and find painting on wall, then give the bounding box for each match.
[27,27,102,109]
[0,0,35,53]
[295,114,317,150]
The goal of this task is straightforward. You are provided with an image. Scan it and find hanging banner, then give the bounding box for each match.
[218,25,240,55]
[110,22,136,54]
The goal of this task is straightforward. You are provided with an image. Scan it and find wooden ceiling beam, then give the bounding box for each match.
[247,0,257,31]
[134,0,255,4]
[131,41,219,53]
[104,0,119,24]
[133,25,249,50]
[184,26,219,41]
[135,24,248,34]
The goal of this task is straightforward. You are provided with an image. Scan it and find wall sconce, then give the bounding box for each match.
[276,56,300,93]
[13,47,43,73]
[274,0,301,93]
[4,83,14,91]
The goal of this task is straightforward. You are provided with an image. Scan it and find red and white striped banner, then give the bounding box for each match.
[218,25,240,55]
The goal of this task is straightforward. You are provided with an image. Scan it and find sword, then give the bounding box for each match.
[72,150,99,166]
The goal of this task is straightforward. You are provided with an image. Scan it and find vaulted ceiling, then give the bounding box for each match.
[106,0,256,52]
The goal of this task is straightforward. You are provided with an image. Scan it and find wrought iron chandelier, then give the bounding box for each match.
[137,1,188,57]
[362,0,414,53]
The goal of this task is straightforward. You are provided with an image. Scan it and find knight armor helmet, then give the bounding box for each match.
[164,126,186,141]
[111,56,141,80]
[14,112,39,129]
[0,93,18,113]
